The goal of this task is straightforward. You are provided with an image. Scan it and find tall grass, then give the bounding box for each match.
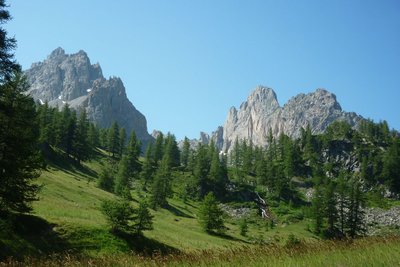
[2,236,399,267]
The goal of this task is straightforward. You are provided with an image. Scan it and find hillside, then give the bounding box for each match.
[1,147,400,266]
[1,148,314,258]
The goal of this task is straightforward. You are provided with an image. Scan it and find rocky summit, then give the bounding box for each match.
[219,86,363,152]
[25,47,152,144]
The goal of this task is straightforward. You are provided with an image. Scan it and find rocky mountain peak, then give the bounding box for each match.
[48,47,66,59]
[25,48,152,145]
[219,86,363,152]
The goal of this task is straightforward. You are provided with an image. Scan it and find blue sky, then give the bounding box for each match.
[7,0,400,140]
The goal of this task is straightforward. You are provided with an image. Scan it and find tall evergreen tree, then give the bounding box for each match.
[114,156,131,197]
[194,144,211,198]
[108,121,120,157]
[382,138,400,195]
[119,127,126,157]
[198,192,225,233]
[209,149,228,198]
[73,109,91,163]
[153,132,164,165]
[347,177,366,238]
[180,136,191,169]
[150,147,173,208]
[0,74,41,213]
[125,131,141,178]
[0,0,20,83]
[141,142,155,186]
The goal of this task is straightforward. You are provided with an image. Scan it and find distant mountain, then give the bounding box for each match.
[209,86,363,152]
[25,47,152,144]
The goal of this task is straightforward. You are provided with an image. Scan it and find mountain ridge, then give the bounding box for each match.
[25,47,152,144]
[204,86,364,152]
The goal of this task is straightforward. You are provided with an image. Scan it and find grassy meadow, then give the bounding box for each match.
[1,149,400,266]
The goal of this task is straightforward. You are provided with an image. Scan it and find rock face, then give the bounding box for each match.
[221,86,363,152]
[25,47,152,144]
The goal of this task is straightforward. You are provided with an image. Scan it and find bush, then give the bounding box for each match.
[101,199,153,235]
[101,199,133,232]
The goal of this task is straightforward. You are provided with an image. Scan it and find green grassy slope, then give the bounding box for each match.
[2,149,400,266]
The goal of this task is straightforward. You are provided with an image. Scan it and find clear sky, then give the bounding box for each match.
[6,0,400,140]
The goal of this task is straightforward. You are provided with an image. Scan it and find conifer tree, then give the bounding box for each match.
[114,156,131,198]
[198,192,225,233]
[141,143,155,186]
[73,109,90,163]
[119,127,126,157]
[180,136,191,169]
[150,148,173,208]
[0,73,41,213]
[153,132,164,165]
[132,200,153,235]
[108,121,120,157]
[347,177,366,238]
[194,144,211,198]
[382,138,400,195]
[125,131,141,178]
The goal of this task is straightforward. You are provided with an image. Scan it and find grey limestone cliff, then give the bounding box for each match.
[221,86,363,152]
[25,47,152,144]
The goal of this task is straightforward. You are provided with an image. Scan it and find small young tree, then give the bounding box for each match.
[101,199,134,233]
[131,200,153,235]
[97,164,114,192]
[198,192,225,233]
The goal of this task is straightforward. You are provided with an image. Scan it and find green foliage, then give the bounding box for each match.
[97,164,115,192]
[107,121,120,158]
[0,74,41,213]
[114,156,131,196]
[150,152,173,208]
[131,200,153,235]
[101,199,134,232]
[198,192,225,233]
[239,219,248,236]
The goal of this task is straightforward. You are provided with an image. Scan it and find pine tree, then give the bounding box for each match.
[132,200,153,235]
[97,164,114,192]
[312,185,324,235]
[88,123,99,150]
[347,177,366,238]
[194,144,211,198]
[209,149,228,199]
[0,74,41,213]
[153,132,164,165]
[198,192,225,233]
[337,171,349,235]
[0,0,20,83]
[180,136,191,169]
[150,148,173,208]
[73,109,91,163]
[108,121,120,158]
[37,101,53,153]
[324,181,338,237]
[382,138,400,195]
[125,131,141,178]
[141,143,155,186]
[119,127,126,157]
[114,156,131,197]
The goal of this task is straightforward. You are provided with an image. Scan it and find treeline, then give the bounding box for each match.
[225,121,400,198]
[222,120,399,238]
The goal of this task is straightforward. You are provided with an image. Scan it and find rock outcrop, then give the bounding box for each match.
[220,86,363,152]
[25,47,152,144]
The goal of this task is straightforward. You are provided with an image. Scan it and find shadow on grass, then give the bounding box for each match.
[164,203,194,218]
[0,213,69,260]
[207,230,250,243]
[114,230,180,256]
[45,148,98,180]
